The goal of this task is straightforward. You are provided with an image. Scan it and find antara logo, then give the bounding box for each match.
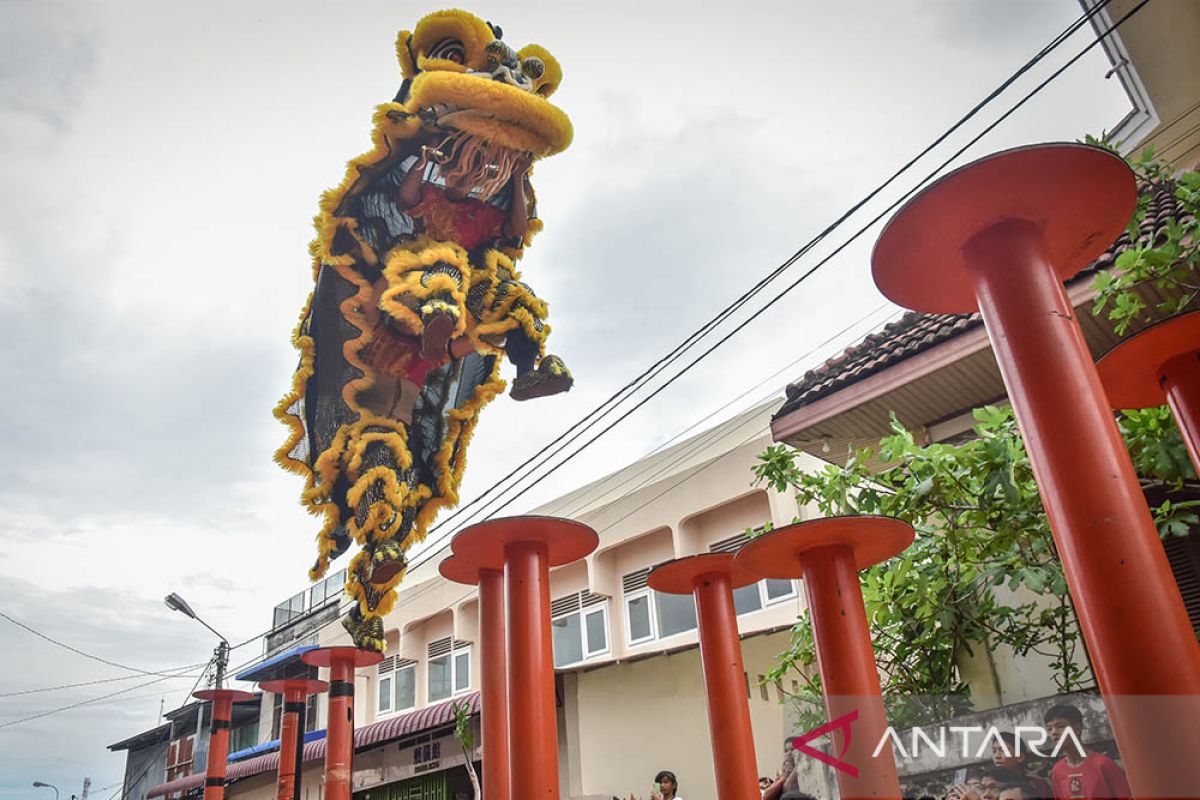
[789,710,859,778]
[790,711,1088,776]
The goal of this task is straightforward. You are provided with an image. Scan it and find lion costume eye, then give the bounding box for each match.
[428,38,466,64]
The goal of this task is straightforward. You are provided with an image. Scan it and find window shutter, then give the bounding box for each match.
[622,568,650,593]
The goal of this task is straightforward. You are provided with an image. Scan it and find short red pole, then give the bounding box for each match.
[479,569,510,800]
[1161,352,1200,477]
[301,648,382,800]
[800,545,899,799]
[648,555,759,800]
[447,516,597,800]
[505,541,558,800]
[259,679,328,800]
[738,519,911,800]
[193,689,254,800]
[439,555,510,800]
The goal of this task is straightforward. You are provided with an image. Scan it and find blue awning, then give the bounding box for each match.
[229,728,327,762]
[234,645,318,682]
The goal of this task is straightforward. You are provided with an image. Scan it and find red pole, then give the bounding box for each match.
[505,541,558,800]
[260,679,328,800]
[439,556,510,800]
[737,519,911,800]
[301,648,382,800]
[648,555,759,800]
[479,568,510,800]
[799,545,898,799]
[962,219,1200,796]
[446,516,597,800]
[193,689,254,800]
[1161,352,1200,477]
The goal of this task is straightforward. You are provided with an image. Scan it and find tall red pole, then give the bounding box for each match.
[648,555,760,800]
[873,143,1200,799]
[448,516,598,800]
[259,679,328,800]
[301,647,382,800]
[193,689,255,800]
[737,517,912,800]
[439,557,509,800]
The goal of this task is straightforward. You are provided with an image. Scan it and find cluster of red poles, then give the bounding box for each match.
[194,144,1199,800]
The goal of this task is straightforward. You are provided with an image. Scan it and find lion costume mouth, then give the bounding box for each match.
[409,71,573,157]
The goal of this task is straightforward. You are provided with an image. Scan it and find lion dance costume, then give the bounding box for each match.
[275,10,573,652]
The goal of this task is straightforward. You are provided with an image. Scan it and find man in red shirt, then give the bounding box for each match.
[1043,704,1131,799]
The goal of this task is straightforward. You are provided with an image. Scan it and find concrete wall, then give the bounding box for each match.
[561,631,793,800]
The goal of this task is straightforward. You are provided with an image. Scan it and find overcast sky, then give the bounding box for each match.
[0,0,1133,793]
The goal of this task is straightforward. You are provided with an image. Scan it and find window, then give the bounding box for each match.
[551,591,610,668]
[428,639,471,702]
[623,569,698,645]
[395,663,416,711]
[377,656,417,716]
[710,533,796,615]
[271,693,319,738]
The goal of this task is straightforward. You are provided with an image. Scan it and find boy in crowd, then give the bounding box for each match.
[998,782,1038,800]
[992,730,1053,799]
[1043,704,1131,799]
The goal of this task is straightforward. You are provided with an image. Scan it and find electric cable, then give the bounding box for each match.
[0,611,207,677]
[400,0,1119,547]
[0,665,197,730]
[0,671,201,699]
[212,0,1139,671]
[451,0,1151,528]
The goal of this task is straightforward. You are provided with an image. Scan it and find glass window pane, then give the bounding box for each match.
[656,591,697,637]
[395,666,415,711]
[732,583,763,615]
[378,676,392,712]
[765,579,795,600]
[627,594,652,642]
[429,655,450,702]
[553,613,584,667]
[584,608,607,655]
[454,651,470,692]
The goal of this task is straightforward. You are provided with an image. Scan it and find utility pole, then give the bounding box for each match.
[213,640,229,689]
[80,778,90,800]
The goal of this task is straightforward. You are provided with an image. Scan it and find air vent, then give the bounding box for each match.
[581,591,607,608]
[709,533,751,554]
[550,593,581,617]
[378,656,396,674]
[622,568,650,594]
[428,637,452,658]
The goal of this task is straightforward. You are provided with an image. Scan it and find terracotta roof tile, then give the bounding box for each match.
[776,180,1187,419]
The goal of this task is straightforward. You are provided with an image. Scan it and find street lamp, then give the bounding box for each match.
[164,592,230,688]
[32,782,59,800]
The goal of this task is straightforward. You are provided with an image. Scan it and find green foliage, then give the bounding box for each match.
[452,699,474,753]
[754,405,1197,728]
[1084,142,1200,335]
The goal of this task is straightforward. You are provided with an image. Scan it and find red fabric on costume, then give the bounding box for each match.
[1050,753,1131,799]
[409,186,508,251]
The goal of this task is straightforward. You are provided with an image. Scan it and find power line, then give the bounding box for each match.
[217,0,1136,672]
[375,0,1122,563]
[0,666,196,730]
[0,611,206,677]
[0,671,201,699]
[442,0,1151,530]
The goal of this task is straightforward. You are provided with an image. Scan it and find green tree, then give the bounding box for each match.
[755,145,1200,729]
[452,700,481,800]
[754,407,1197,728]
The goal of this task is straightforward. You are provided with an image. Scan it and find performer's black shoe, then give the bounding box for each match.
[511,355,573,401]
